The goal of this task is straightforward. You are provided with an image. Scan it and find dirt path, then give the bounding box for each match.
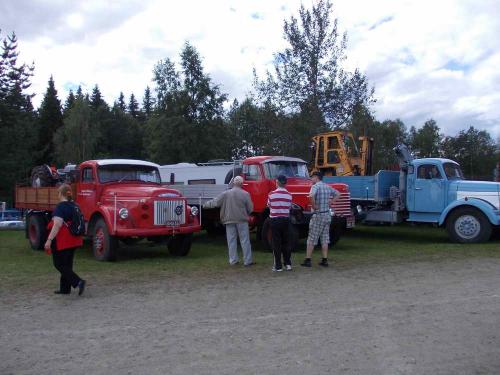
[2,257,500,375]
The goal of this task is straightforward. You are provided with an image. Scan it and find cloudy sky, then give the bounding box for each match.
[1,0,499,138]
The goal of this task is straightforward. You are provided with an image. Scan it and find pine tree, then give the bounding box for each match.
[142,86,154,118]
[63,90,75,114]
[0,31,37,203]
[128,93,139,118]
[76,85,83,99]
[90,84,106,110]
[117,92,126,111]
[36,75,63,163]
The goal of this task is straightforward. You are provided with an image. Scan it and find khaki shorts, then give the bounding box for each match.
[307,213,331,246]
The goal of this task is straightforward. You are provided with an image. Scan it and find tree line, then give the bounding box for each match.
[0,0,498,204]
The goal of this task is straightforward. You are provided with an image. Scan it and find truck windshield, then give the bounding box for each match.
[264,161,309,179]
[443,163,464,180]
[98,165,161,184]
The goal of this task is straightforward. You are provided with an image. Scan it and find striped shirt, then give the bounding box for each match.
[267,187,292,218]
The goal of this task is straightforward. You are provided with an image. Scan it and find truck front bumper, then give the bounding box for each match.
[113,224,202,237]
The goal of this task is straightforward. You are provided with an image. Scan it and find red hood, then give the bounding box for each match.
[101,183,182,199]
[272,178,349,211]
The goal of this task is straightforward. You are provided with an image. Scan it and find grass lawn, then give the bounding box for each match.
[0,225,499,290]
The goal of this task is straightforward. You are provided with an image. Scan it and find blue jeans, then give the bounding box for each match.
[225,222,252,265]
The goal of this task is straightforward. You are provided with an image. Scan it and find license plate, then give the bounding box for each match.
[165,220,180,226]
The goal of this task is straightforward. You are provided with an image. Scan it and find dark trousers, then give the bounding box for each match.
[270,217,291,269]
[51,245,81,293]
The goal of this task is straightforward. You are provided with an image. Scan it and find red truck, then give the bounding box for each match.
[161,156,353,249]
[16,159,201,261]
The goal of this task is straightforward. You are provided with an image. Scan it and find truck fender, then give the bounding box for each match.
[439,198,498,226]
[88,207,114,234]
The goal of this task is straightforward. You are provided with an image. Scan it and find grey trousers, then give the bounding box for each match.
[225,222,253,265]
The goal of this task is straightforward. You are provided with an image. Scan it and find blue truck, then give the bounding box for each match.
[325,145,500,243]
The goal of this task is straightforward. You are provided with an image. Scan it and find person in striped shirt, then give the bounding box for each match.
[267,175,293,272]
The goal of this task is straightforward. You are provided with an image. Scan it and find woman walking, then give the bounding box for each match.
[44,184,86,295]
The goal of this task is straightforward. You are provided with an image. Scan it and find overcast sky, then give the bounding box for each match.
[1,0,499,138]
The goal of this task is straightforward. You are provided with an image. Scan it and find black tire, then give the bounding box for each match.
[329,217,346,246]
[288,223,300,252]
[92,218,118,261]
[446,207,492,243]
[261,217,273,251]
[224,167,243,184]
[27,214,47,250]
[168,234,193,256]
[31,165,54,187]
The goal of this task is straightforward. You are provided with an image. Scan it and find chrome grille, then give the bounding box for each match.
[154,200,186,226]
[332,191,352,217]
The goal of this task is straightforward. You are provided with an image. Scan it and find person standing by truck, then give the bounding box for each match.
[301,172,340,268]
[267,175,293,272]
[203,176,254,266]
[44,184,86,295]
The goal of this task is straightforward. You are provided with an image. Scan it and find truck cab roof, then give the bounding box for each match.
[243,156,306,165]
[82,159,161,168]
[411,158,459,166]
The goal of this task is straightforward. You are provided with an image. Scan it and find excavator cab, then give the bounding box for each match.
[310,131,373,177]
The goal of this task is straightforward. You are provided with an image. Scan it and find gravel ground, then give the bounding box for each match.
[1,257,500,375]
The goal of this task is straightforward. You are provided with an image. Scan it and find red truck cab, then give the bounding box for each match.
[16,159,201,261]
[239,156,353,248]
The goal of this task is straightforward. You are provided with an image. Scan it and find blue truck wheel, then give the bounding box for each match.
[446,207,492,243]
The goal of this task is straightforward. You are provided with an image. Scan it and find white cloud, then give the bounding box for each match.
[6,0,499,138]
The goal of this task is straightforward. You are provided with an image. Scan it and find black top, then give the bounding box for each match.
[53,201,74,222]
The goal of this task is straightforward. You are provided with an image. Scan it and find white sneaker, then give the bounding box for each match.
[272,267,283,272]
[285,265,292,271]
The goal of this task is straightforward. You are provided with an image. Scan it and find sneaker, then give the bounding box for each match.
[285,265,292,271]
[229,261,240,266]
[77,280,86,296]
[272,267,283,272]
[319,260,329,267]
[300,259,312,267]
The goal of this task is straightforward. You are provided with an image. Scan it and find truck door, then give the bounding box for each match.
[77,166,98,220]
[413,164,445,213]
[242,164,268,212]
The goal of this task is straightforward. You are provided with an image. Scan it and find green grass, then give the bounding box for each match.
[0,225,499,289]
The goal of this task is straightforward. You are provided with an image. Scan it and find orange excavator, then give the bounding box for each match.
[310,131,374,176]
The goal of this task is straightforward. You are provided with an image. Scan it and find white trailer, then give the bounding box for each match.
[159,161,241,186]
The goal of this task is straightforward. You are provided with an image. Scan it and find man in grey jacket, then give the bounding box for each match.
[203,176,254,266]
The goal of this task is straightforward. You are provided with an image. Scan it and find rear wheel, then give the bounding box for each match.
[261,218,272,251]
[288,223,300,252]
[92,218,118,261]
[27,214,47,250]
[329,217,346,246]
[446,207,492,243]
[168,234,193,256]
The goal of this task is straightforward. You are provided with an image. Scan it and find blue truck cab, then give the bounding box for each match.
[325,149,500,243]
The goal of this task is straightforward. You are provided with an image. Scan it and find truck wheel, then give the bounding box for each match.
[168,234,192,256]
[446,207,492,243]
[27,214,47,250]
[31,165,54,187]
[288,224,300,252]
[92,218,118,261]
[261,218,272,251]
[329,217,346,246]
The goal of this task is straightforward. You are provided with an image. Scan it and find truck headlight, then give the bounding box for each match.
[119,208,129,219]
[191,206,199,216]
